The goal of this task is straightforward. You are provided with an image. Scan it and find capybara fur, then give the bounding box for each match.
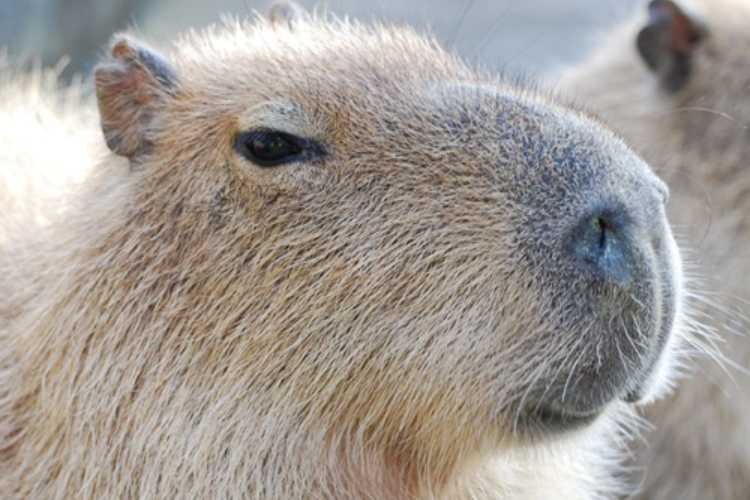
[559,0,750,498]
[0,3,687,499]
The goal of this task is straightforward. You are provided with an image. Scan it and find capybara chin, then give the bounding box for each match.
[559,0,750,498]
[0,3,685,499]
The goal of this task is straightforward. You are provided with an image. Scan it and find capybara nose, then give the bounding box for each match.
[569,208,632,286]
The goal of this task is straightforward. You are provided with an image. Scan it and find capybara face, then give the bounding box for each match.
[93,19,682,449]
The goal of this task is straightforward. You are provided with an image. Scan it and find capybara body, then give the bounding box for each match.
[0,6,685,499]
[560,0,750,498]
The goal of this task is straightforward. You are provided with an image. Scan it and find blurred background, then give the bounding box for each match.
[0,0,642,80]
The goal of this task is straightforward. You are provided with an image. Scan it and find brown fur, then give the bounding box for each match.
[559,1,750,498]
[0,6,686,500]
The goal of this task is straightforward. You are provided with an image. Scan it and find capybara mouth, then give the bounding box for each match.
[519,403,602,435]
[611,230,679,405]
[537,281,676,433]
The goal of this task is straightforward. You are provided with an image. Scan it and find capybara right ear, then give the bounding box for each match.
[95,35,179,161]
[636,0,705,92]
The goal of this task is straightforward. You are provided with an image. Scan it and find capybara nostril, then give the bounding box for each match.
[570,209,631,286]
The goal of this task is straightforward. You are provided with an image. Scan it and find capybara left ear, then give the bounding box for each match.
[95,35,179,161]
[636,0,706,92]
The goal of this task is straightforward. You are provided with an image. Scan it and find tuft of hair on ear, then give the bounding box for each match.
[636,0,706,93]
[94,34,180,162]
[269,1,308,28]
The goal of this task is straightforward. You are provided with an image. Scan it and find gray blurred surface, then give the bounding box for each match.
[0,0,643,77]
[142,0,641,74]
[0,0,149,74]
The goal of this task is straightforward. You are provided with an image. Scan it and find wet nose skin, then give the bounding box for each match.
[568,176,668,287]
[569,208,632,286]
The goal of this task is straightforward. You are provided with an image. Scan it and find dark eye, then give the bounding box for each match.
[235,130,320,167]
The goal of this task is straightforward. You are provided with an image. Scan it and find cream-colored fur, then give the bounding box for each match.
[0,60,104,248]
[1,6,686,500]
[559,1,750,498]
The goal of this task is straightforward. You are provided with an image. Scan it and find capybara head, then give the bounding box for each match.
[2,4,684,499]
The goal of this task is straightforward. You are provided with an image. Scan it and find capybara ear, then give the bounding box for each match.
[269,1,308,28]
[636,0,706,92]
[94,35,179,160]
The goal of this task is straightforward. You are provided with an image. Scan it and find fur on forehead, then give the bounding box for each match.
[169,16,471,93]
[161,15,611,146]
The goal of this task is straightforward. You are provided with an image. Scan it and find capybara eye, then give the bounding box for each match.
[236,130,314,167]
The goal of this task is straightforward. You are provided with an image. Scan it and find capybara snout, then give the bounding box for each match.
[441,98,682,433]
